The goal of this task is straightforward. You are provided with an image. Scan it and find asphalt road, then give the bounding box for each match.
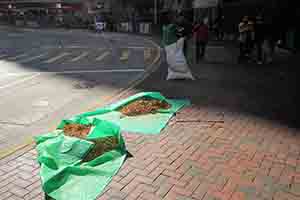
[0,28,159,153]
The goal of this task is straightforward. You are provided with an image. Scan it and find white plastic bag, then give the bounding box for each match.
[165,38,195,80]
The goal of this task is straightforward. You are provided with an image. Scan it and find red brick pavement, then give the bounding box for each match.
[1,105,300,200]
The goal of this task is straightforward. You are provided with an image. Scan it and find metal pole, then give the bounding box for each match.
[154,0,157,24]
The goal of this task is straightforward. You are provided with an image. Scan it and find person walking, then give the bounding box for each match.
[176,13,193,58]
[238,16,249,62]
[193,20,209,63]
[246,19,255,60]
[254,15,265,64]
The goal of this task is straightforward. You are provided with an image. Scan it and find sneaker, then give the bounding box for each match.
[257,61,263,65]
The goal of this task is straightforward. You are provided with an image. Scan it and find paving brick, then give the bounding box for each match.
[269,164,285,179]
[148,167,164,180]
[167,177,188,187]
[16,172,34,181]
[134,175,154,185]
[153,175,168,187]
[156,183,173,198]
[139,192,163,200]
[0,192,12,200]
[231,192,246,200]
[118,166,133,177]
[119,171,137,185]
[7,194,24,200]
[192,183,210,200]
[9,186,30,197]
[105,188,127,199]
[290,183,300,196]
[121,179,139,194]
[163,169,183,179]
[18,165,36,173]
[23,187,42,200]
[222,180,237,197]
[110,181,125,190]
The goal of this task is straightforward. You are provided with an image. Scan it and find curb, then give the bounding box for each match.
[0,36,162,160]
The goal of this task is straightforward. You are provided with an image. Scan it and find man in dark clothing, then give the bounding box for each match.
[176,13,193,57]
[255,16,265,64]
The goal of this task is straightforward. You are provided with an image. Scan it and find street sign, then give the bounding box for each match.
[193,0,219,8]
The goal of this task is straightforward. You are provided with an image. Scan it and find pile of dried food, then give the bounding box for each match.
[83,136,119,162]
[63,124,91,139]
[118,97,171,116]
[63,123,119,162]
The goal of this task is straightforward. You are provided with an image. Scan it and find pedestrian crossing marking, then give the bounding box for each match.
[19,53,48,63]
[70,52,89,62]
[8,53,28,61]
[96,51,110,61]
[44,52,71,64]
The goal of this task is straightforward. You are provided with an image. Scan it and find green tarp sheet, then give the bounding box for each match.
[77,92,190,135]
[35,118,126,200]
[35,92,190,199]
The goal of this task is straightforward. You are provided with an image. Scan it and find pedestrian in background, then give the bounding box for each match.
[176,12,193,58]
[246,19,255,59]
[238,16,249,62]
[193,19,209,63]
[254,15,265,64]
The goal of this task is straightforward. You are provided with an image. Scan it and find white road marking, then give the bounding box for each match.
[0,73,41,90]
[7,53,28,61]
[19,53,48,63]
[96,51,110,61]
[0,72,30,77]
[44,52,70,64]
[70,52,89,62]
[0,55,7,59]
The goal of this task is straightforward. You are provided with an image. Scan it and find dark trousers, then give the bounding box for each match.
[183,38,188,57]
[195,41,207,63]
[255,40,263,62]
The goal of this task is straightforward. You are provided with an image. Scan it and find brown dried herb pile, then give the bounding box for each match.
[118,98,171,116]
[63,124,91,139]
[83,136,119,162]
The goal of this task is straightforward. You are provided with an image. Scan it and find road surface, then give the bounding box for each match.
[0,28,159,153]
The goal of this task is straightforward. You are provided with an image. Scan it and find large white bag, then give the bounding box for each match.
[165,38,195,80]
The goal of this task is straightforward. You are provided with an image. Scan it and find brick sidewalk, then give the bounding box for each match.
[1,43,300,200]
[1,108,300,200]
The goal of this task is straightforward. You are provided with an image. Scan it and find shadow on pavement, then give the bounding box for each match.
[134,48,300,130]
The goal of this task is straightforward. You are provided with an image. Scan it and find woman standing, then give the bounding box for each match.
[193,20,209,63]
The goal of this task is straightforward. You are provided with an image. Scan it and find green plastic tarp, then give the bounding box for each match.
[35,118,126,200]
[77,92,190,135]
